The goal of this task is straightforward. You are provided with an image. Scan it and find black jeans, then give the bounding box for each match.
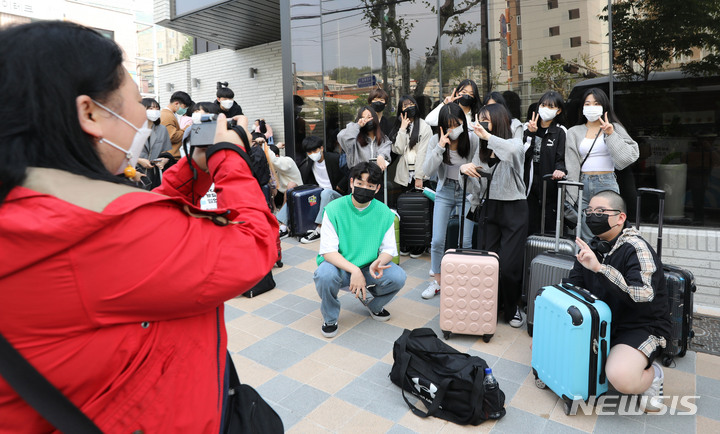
[477,199,529,322]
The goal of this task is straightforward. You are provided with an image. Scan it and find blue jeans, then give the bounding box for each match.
[313,260,406,324]
[579,172,620,241]
[430,178,474,274]
[275,188,341,226]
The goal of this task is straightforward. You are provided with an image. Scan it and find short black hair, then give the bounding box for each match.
[170,91,192,107]
[216,87,234,99]
[293,94,304,106]
[502,91,522,120]
[0,21,126,204]
[349,161,382,186]
[593,190,627,214]
[190,102,219,114]
[302,136,323,153]
[268,144,280,157]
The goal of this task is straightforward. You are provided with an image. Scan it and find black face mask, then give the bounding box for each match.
[363,120,376,132]
[478,121,490,132]
[458,94,475,107]
[403,106,417,119]
[371,102,386,113]
[586,213,613,236]
[352,186,376,204]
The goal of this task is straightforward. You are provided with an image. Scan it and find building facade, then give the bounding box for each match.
[154,0,720,310]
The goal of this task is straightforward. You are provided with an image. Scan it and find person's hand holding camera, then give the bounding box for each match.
[213,114,249,151]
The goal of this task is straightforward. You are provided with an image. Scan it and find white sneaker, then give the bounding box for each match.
[641,362,664,412]
[300,229,321,244]
[509,307,525,328]
[429,270,435,277]
[421,281,441,299]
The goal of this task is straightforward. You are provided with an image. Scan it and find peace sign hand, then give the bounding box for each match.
[400,112,411,130]
[357,117,367,128]
[472,114,490,140]
[598,113,614,135]
[443,89,460,105]
[438,127,450,149]
[575,237,602,273]
[527,112,539,133]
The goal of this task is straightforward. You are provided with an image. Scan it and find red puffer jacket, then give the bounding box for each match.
[0,147,278,433]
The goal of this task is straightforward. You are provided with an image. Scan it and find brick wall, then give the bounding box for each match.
[183,42,285,143]
[158,59,190,107]
[639,227,720,309]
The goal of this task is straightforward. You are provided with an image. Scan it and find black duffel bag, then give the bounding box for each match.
[390,328,506,425]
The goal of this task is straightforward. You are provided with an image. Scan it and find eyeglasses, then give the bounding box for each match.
[583,207,621,217]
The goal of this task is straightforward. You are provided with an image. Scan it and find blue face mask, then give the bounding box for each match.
[177,107,187,116]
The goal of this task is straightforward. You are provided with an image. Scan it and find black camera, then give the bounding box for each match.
[187,114,238,147]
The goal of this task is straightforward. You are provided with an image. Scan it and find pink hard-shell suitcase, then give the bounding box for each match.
[439,175,499,342]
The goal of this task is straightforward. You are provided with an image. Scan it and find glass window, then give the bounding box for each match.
[284,0,720,227]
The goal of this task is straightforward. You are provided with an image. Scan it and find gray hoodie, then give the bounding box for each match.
[337,122,392,169]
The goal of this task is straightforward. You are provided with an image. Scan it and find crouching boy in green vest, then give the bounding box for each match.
[313,161,407,338]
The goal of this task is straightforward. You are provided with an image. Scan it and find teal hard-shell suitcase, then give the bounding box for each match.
[531,283,612,415]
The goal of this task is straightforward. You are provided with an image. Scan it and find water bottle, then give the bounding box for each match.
[483,368,503,419]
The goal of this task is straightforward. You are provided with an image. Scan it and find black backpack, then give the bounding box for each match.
[390,328,506,425]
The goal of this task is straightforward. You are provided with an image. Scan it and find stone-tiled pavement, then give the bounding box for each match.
[224,237,720,433]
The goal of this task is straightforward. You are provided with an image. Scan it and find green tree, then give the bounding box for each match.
[179,37,193,60]
[601,0,720,79]
[362,0,484,99]
[530,55,597,97]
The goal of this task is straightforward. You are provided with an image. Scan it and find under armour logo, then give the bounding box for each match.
[413,377,438,399]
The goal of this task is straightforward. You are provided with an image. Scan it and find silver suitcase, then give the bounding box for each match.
[526,180,584,336]
[522,176,575,304]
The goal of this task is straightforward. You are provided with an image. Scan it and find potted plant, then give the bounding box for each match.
[656,151,687,219]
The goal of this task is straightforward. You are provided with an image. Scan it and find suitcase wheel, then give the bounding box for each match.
[562,398,575,416]
[275,260,283,268]
[534,377,546,389]
[442,331,451,340]
[482,334,493,343]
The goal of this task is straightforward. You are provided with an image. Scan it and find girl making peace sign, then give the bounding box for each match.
[565,88,639,241]
[420,103,479,299]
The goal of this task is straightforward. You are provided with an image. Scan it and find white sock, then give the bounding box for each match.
[279,224,287,231]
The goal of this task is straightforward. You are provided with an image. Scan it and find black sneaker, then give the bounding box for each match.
[321,322,338,338]
[367,307,391,322]
[300,229,321,244]
[509,307,525,328]
[278,228,289,239]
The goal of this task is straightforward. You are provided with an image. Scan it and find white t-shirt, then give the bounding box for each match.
[312,159,332,190]
[318,206,397,258]
[579,134,614,172]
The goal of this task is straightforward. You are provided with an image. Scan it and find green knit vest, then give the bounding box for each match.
[316,196,396,268]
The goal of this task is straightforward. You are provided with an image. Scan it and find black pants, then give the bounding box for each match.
[527,180,558,236]
[477,199,529,323]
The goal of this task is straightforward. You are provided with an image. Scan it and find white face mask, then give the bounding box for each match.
[538,107,558,122]
[192,112,204,124]
[146,109,161,122]
[448,124,464,141]
[93,100,153,175]
[583,105,604,122]
[220,100,234,110]
[308,151,323,162]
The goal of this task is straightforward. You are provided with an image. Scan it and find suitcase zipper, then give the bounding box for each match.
[553,285,601,397]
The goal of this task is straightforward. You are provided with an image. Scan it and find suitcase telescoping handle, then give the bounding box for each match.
[555,283,598,304]
[635,188,666,259]
[540,174,553,236]
[556,179,584,254]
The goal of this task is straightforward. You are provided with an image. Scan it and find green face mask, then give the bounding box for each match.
[176,107,187,116]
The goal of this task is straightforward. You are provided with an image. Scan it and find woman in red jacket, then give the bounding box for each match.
[0,21,278,433]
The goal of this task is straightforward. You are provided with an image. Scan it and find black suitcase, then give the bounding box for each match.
[636,188,696,366]
[286,184,323,238]
[397,190,432,248]
[526,180,584,336]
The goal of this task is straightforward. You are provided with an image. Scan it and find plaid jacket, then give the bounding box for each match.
[565,227,671,345]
